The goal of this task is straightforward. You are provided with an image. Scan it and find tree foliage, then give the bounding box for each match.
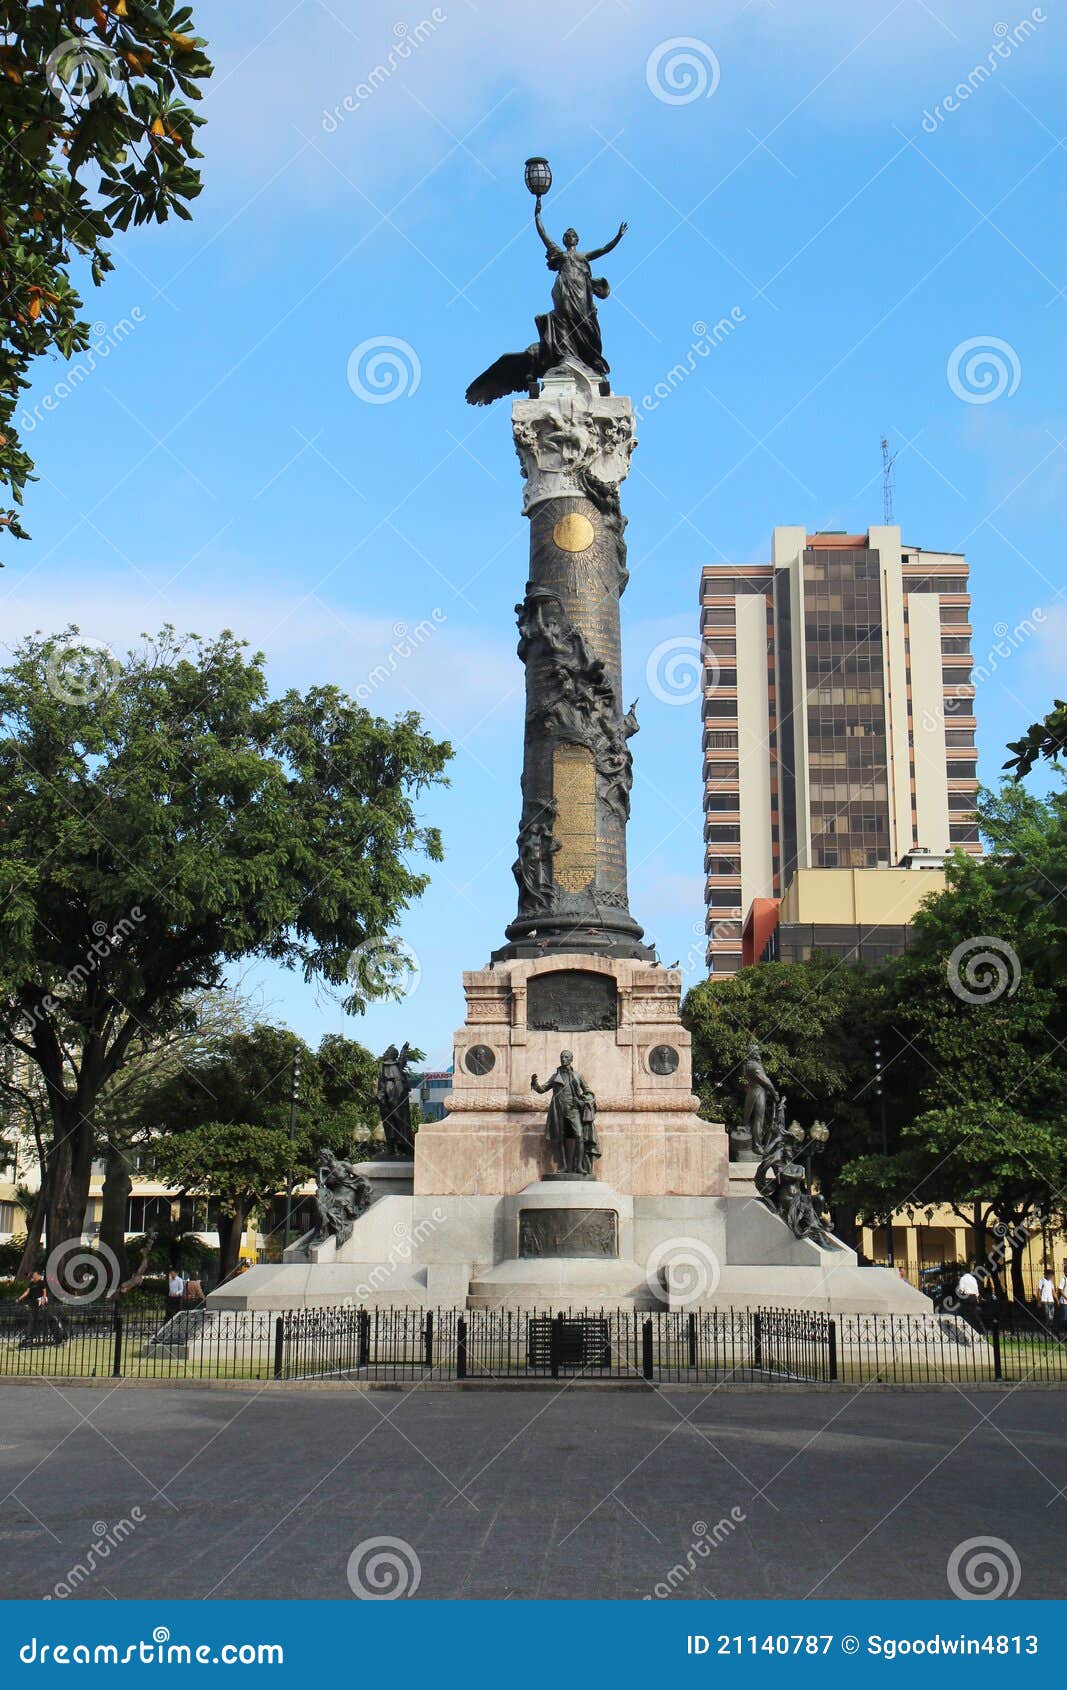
[148,1023,378,1279]
[0,2,212,541]
[682,956,886,1238]
[840,780,1067,1290]
[0,626,450,1258]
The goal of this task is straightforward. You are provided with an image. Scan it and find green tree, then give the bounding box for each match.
[0,627,450,1265]
[149,1024,348,1282]
[0,2,212,541]
[1004,698,1066,779]
[841,781,1067,1296]
[683,956,885,1244]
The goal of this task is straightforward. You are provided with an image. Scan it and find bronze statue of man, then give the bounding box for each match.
[742,1041,780,1156]
[531,1049,600,1177]
[376,1042,414,1159]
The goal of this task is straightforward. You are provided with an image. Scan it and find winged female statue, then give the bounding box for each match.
[465,198,628,406]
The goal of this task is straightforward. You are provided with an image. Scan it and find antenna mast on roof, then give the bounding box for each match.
[880,435,898,524]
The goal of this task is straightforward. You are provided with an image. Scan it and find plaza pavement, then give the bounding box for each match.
[1,1382,1064,1600]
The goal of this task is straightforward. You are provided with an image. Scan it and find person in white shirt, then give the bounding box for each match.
[166,1269,185,1319]
[955,1269,981,1325]
[1056,1259,1067,1339]
[1037,1268,1055,1328]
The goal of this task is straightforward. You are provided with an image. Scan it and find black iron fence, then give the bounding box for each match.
[2,1301,1066,1385]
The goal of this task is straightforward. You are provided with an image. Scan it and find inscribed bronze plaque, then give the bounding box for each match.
[519,1208,618,1259]
[552,741,596,891]
[527,969,618,1033]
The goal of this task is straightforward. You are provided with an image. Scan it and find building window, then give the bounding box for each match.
[939,606,969,624]
[705,793,739,811]
[949,824,980,843]
[945,730,976,748]
[710,953,743,973]
[706,761,739,780]
[706,857,740,877]
[706,824,741,842]
[940,636,971,654]
[704,699,738,717]
[948,792,977,812]
[707,889,741,908]
[703,607,735,627]
[946,760,977,778]
[705,730,738,748]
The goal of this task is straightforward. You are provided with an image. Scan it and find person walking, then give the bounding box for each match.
[165,1267,185,1320]
[1056,1258,1067,1341]
[1036,1267,1056,1330]
[15,1270,65,1346]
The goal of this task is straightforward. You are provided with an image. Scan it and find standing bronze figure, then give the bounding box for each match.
[742,1042,780,1156]
[466,189,628,406]
[531,1050,600,1177]
[376,1042,415,1159]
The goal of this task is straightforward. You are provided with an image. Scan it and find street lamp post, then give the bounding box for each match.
[874,1037,894,1268]
[284,1049,301,1249]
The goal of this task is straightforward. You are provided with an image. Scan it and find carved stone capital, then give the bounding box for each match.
[512,369,635,513]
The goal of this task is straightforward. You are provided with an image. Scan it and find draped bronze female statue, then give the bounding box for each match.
[466,198,628,406]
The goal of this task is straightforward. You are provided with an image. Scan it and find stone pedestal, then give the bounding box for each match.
[359,1158,415,1204]
[414,953,729,1199]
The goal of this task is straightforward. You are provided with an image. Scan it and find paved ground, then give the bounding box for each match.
[1,1382,1065,1601]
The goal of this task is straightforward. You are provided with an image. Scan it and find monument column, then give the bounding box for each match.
[495,363,653,962]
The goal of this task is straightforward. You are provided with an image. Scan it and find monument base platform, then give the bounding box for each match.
[212,1186,931,1317]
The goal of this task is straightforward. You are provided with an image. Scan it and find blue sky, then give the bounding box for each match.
[4,0,1065,1066]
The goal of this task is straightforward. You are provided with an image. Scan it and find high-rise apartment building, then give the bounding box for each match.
[701,525,980,975]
